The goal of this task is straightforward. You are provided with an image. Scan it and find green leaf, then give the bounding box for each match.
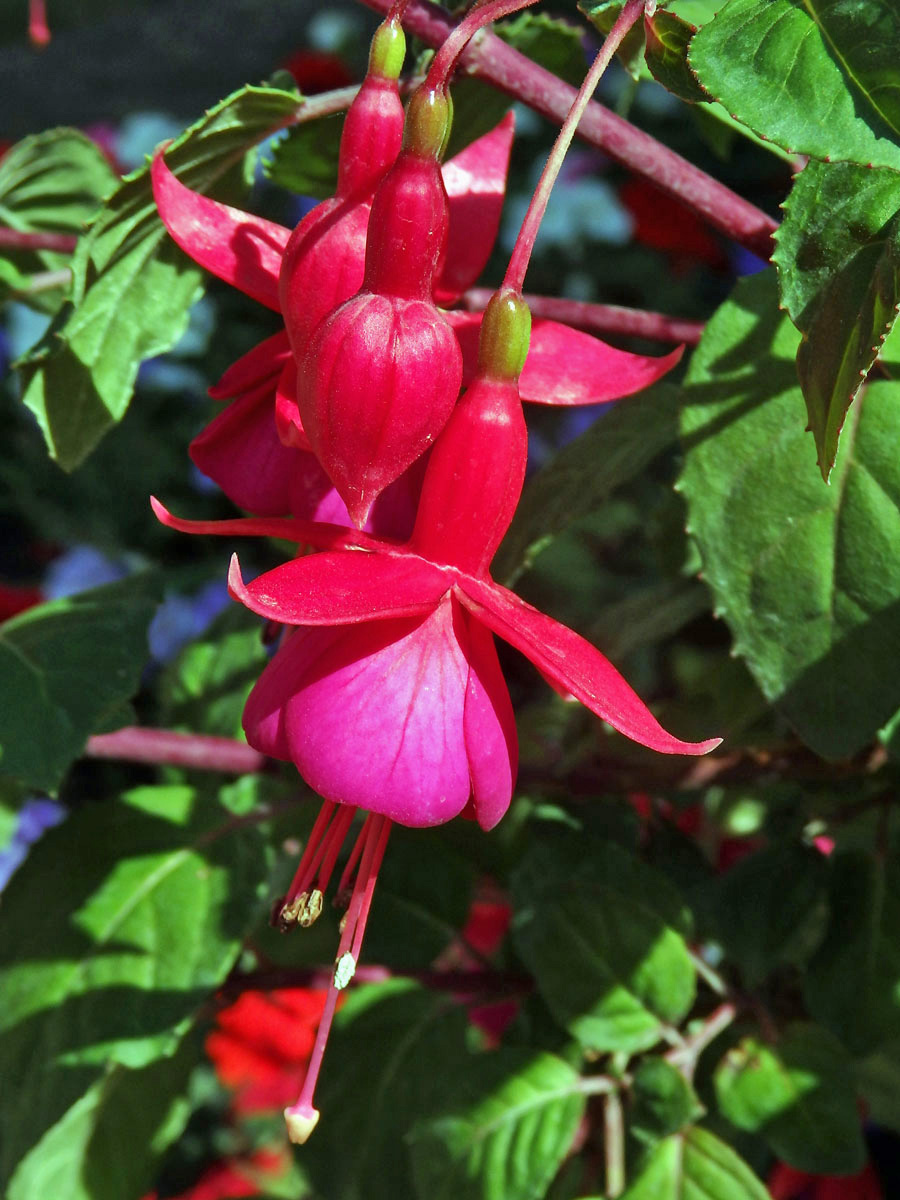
[496,382,680,586]
[264,113,344,199]
[17,84,299,471]
[714,1024,866,1174]
[622,1125,770,1199]
[0,783,271,1188]
[689,0,900,168]
[302,980,470,1200]
[512,840,695,1054]
[8,1033,197,1200]
[858,1039,900,1133]
[0,129,117,309]
[363,825,475,969]
[679,269,900,757]
[644,11,709,103]
[805,850,900,1053]
[159,603,269,739]
[708,844,827,986]
[630,1058,705,1145]
[774,159,900,478]
[410,1051,586,1200]
[0,573,161,790]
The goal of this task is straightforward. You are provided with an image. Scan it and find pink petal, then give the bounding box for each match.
[209,331,291,401]
[228,551,450,625]
[151,152,289,310]
[436,112,515,304]
[243,602,474,826]
[446,310,683,404]
[457,577,721,756]
[190,388,296,516]
[461,611,517,831]
[289,452,424,541]
[274,364,311,451]
[150,498,384,552]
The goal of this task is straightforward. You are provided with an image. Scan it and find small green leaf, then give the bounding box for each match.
[17,84,299,471]
[774,159,900,478]
[630,1058,705,1145]
[410,1052,586,1200]
[0,573,160,790]
[689,0,900,168]
[679,270,900,757]
[496,382,680,586]
[0,129,117,309]
[0,783,271,1190]
[714,1024,866,1174]
[302,980,470,1200]
[644,11,709,103]
[264,114,344,199]
[512,840,695,1054]
[622,1125,770,1199]
[709,845,827,986]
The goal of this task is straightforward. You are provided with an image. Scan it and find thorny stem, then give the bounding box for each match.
[461,287,704,345]
[358,0,777,259]
[504,0,646,294]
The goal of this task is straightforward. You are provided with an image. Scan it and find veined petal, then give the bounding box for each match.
[209,331,292,400]
[447,310,683,404]
[244,604,474,827]
[150,498,383,551]
[228,551,450,625]
[460,610,517,831]
[437,112,515,304]
[151,152,289,310]
[457,577,721,756]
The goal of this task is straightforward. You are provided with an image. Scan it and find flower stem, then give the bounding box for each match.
[85,726,267,773]
[0,228,78,252]
[425,0,539,94]
[504,0,646,294]
[604,1090,626,1199]
[358,0,777,259]
[461,287,704,344]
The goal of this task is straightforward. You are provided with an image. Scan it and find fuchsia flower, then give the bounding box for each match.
[152,86,679,528]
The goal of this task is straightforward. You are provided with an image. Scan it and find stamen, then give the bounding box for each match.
[284,814,393,1143]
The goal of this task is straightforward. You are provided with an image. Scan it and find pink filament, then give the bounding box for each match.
[28,0,50,46]
[288,815,393,1120]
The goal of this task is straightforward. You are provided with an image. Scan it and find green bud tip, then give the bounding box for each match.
[369,17,406,80]
[477,290,532,381]
[403,85,453,160]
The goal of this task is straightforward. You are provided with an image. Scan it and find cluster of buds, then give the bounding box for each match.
[152,0,717,1143]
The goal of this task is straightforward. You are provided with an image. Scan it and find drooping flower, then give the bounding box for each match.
[152,289,718,1138]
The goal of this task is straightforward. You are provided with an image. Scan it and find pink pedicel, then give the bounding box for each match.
[296,86,462,527]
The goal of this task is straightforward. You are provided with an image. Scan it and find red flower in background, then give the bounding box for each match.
[206,988,328,1114]
[768,1162,883,1200]
[142,1149,288,1200]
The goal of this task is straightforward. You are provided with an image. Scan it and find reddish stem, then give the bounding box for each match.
[461,287,704,344]
[0,228,78,253]
[358,0,777,259]
[85,726,267,774]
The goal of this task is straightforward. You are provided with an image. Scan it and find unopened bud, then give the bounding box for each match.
[369,17,406,80]
[477,289,531,381]
[403,86,453,160]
